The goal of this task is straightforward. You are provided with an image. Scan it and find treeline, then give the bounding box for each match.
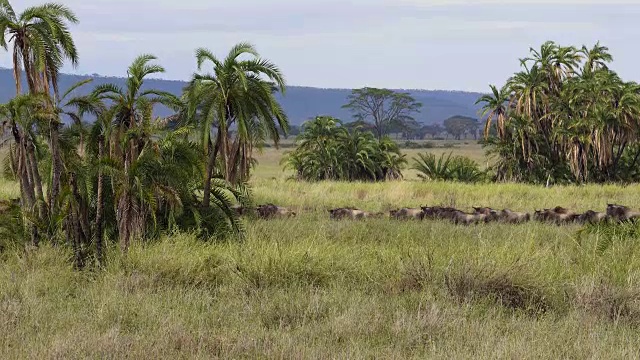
[280,95,481,141]
[0,1,288,264]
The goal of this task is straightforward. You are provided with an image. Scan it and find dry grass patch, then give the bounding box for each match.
[574,279,640,325]
[444,263,553,314]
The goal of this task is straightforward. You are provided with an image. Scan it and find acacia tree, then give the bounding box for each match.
[443,116,479,140]
[342,87,422,139]
[186,42,288,207]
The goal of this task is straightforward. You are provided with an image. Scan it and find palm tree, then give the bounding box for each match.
[0,94,48,244]
[92,54,181,250]
[0,1,79,242]
[476,84,510,139]
[186,42,288,207]
[0,0,79,95]
[580,42,613,76]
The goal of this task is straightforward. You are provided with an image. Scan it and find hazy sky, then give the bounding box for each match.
[6,0,640,92]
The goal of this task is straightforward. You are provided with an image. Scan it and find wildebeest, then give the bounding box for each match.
[472,207,495,216]
[577,210,608,224]
[390,208,424,220]
[421,206,458,220]
[498,209,531,224]
[534,207,579,225]
[256,204,296,219]
[329,207,383,220]
[606,204,640,222]
[443,210,498,225]
[231,204,245,216]
[0,199,19,214]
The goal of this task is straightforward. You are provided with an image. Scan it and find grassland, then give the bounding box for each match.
[2,142,640,358]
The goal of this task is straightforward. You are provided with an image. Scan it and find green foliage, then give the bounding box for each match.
[479,41,640,183]
[185,42,288,184]
[0,199,24,252]
[283,116,406,182]
[342,87,422,139]
[443,116,479,140]
[412,152,485,183]
[577,221,640,255]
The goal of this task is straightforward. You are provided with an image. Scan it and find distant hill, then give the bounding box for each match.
[0,68,485,126]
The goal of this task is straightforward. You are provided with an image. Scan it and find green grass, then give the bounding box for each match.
[3,144,640,358]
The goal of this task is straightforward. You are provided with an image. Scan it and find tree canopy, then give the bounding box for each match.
[478,41,640,184]
[342,87,422,139]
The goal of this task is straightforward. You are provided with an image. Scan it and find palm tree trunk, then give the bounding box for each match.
[227,137,241,184]
[221,128,230,181]
[27,140,46,221]
[242,143,251,181]
[21,47,37,94]
[12,47,21,95]
[48,119,63,220]
[69,172,89,267]
[95,137,105,263]
[12,127,35,208]
[118,143,133,251]
[202,131,221,208]
[117,190,131,252]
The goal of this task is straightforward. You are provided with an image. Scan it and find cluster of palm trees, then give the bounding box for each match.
[0,1,287,264]
[283,116,406,181]
[478,41,640,184]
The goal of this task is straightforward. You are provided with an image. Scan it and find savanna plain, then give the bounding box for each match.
[2,143,640,359]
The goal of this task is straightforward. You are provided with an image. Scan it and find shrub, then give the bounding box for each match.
[402,141,435,149]
[412,152,486,183]
[282,116,407,182]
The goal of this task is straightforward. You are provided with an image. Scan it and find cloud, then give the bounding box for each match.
[12,0,640,91]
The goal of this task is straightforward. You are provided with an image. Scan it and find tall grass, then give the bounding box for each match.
[1,215,640,358]
[3,149,640,357]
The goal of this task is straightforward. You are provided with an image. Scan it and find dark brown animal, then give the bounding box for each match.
[390,208,424,220]
[499,209,531,224]
[577,210,608,224]
[444,210,497,225]
[534,208,578,225]
[256,204,296,219]
[0,198,19,214]
[421,206,458,220]
[472,207,495,216]
[606,204,640,222]
[329,207,381,220]
[231,204,245,216]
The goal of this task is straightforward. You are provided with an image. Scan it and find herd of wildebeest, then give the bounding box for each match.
[239,203,640,226]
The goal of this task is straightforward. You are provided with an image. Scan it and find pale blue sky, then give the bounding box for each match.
[6,0,640,92]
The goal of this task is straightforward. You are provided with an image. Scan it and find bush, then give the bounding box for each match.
[402,141,435,149]
[282,116,407,182]
[411,152,486,183]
